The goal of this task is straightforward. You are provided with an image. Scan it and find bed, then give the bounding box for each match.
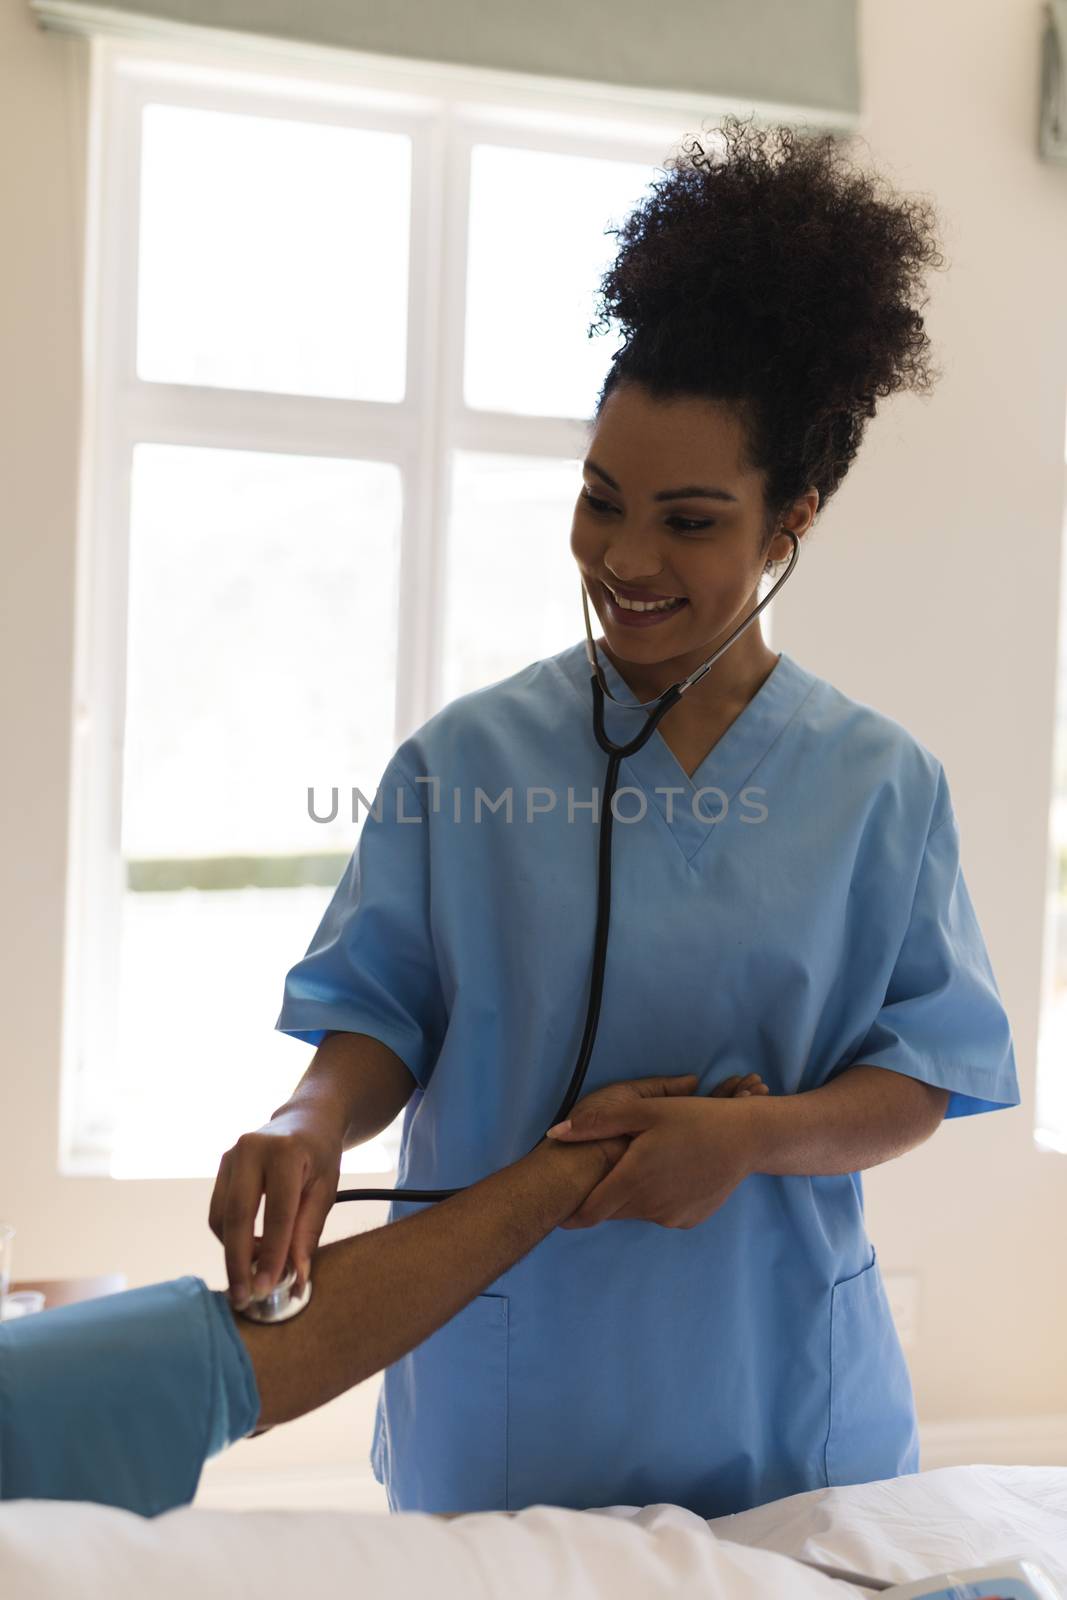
[1,1464,1064,1598]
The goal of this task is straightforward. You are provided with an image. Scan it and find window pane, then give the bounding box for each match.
[124,444,401,860]
[441,451,584,702]
[464,144,656,418]
[115,445,405,1177]
[111,885,400,1178]
[137,105,410,401]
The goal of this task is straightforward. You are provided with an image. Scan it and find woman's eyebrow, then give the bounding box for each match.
[583,458,740,504]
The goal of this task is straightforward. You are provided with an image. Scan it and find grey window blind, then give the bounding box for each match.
[1041,0,1067,164]
[29,0,860,117]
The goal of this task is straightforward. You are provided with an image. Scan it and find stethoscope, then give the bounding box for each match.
[239,531,800,1324]
[335,527,800,1204]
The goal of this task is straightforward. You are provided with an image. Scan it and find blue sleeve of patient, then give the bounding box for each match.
[0,1276,260,1515]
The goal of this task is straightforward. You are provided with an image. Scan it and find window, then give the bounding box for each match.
[66,36,772,1177]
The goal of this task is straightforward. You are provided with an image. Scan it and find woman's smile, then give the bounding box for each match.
[599,578,690,629]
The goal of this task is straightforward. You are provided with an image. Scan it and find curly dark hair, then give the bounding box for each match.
[588,113,948,566]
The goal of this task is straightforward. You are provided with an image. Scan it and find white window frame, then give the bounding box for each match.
[61,25,855,1175]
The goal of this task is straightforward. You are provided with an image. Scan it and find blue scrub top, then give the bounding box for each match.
[275,642,1019,1519]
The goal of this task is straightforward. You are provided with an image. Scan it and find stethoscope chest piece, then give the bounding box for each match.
[237,1262,313,1324]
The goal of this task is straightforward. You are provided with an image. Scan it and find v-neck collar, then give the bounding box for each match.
[552,639,819,863]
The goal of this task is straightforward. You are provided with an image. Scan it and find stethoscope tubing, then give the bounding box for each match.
[334,741,627,1204]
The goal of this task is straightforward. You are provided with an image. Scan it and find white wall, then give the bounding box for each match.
[774,0,1067,1428]
[0,0,1065,1506]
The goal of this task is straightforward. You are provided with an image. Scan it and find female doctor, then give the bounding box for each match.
[210,116,1019,1518]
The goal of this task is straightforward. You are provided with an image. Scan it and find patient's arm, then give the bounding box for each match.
[237,1134,613,1429]
[0,1075,726,1514]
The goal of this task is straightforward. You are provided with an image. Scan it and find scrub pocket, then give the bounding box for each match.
[373,1292,509,1514]
[825,1246,920,1489]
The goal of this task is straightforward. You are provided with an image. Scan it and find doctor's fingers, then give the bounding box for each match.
[288,1178,338,1293]
[562,1197,631,1228]
[628,1073,700,1098]
[711,1074,766,1098]
[550,1099,661,1142]
[220,1140,288,1308]
[252,1163,310,1297]
[561,1167,640,1228]
[207,1148,234,1243]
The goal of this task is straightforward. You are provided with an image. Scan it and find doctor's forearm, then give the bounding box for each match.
[239,1137,610,1429]
[277,1031,418,1148]
[744,1065,950,1177]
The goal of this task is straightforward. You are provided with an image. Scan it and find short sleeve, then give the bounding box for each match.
[0,1277,259,1514]
[848,804,1020,1120]
[274,756,448,1091]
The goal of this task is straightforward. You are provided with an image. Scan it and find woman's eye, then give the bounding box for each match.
[580,489,714,535]
[669,517,716,533]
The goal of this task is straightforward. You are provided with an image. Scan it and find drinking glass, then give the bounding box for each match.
[0,1222,14,1311]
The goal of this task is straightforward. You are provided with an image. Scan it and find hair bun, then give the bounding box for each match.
[590,113,948,531]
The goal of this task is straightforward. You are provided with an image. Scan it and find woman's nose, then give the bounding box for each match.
[602,538,667,585]
[605,557,667,585]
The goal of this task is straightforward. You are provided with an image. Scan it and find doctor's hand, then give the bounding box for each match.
[208,1110,344,1311]
[548,1075,770,1230]
[542,1073,709,1175]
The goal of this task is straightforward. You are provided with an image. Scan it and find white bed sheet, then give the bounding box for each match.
[704,1464,1067,1591]
[1,1465,1064,1600]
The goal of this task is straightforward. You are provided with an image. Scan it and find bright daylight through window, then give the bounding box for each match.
[74,54,684,1177]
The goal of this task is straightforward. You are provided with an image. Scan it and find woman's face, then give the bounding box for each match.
[569,382,809,684]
